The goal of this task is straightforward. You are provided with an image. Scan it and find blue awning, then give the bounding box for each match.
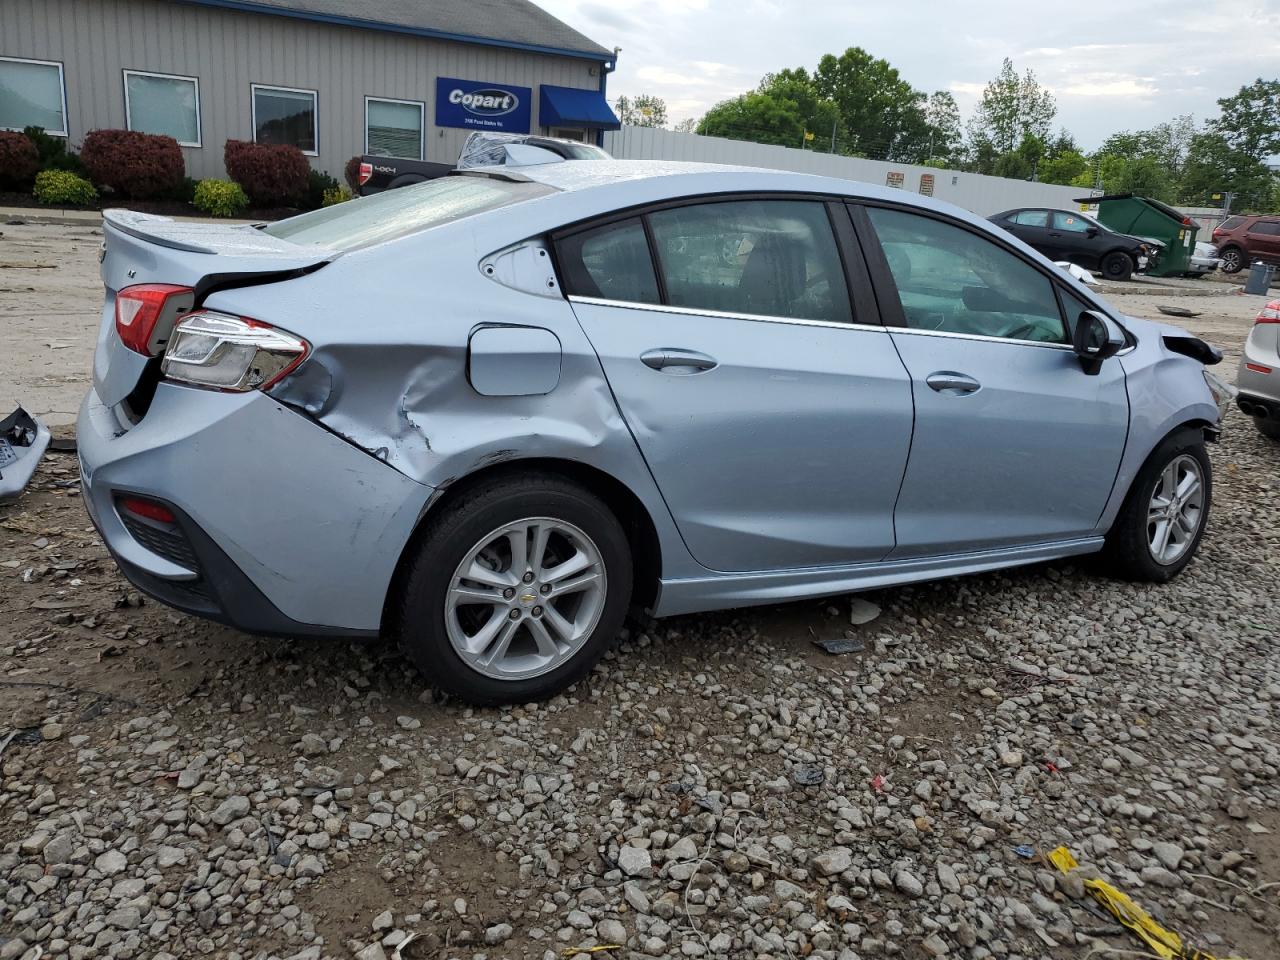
[539,85,620,130]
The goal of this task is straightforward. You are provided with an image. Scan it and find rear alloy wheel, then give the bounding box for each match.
[1218,246,1246,274]
[1101,251,1134,281]
[1100,431,1211,582]
[396,474,632,705]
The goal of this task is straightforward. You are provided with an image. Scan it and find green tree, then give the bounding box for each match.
[759,70,842,151]
[672,117,699,134]
[697,91,806,147]
[615,94,668,128]
[923,91,964,165]
[1211,79,1280,161]
[967,58,1056,169]
[812,47,931,161]
[1180,131,1275,210]
[1041,149,1088,185]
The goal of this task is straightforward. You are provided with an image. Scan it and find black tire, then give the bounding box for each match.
[394,473,632,705]
[1100,430,1211,582]
[1256,417,1280,441]
[1219,246,1246,274]
[1101,251,1134,281]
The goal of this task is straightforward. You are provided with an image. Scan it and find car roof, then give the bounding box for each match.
[501,158,972,214]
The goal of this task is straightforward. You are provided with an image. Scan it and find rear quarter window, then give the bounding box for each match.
[1218,216,1245,231]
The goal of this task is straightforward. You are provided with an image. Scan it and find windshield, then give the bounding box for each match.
[263,176,553,252]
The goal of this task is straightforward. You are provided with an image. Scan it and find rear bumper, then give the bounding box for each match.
[77,383,433,635]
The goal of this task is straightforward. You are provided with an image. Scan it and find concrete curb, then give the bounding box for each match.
[0,206,260,227]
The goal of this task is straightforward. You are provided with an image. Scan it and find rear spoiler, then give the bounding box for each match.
[102,209,320,260]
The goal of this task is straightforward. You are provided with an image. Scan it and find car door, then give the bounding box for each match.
[1050,210,1101,268]
[853,203,1129,557]
[556,197,914,573]
[1246,219,1280,264]
[1003,209,1057,258]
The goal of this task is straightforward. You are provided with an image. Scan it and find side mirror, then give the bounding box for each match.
[1085,226,1099,238]
[1073,310,1126,375]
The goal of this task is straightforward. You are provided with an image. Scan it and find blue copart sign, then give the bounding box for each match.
[436,77,532,133]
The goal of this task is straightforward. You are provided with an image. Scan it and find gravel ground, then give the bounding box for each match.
[2,222,1279,960]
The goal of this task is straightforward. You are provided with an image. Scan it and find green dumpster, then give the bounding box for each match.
[1074,193,1199,278]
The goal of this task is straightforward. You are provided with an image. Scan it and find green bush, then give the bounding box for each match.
[306,169,339,210]
[322,185,353,206]
[192,179,249,218]
[23,126,85,175]
[33,170,98,205]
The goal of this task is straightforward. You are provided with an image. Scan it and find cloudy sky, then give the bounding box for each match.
[537,0,1280,149]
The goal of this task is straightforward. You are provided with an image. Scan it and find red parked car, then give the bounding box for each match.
[1211,214,1280,274]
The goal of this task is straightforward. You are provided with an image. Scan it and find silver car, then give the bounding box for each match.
[1237,298,1280,441]
[79,161,1232,704]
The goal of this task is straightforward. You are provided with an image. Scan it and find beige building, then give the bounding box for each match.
[0,0,619,180]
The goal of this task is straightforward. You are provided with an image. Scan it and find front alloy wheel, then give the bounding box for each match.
[446,518,607,681]
[1146,454,1205,565]
[1100,430,1211,582]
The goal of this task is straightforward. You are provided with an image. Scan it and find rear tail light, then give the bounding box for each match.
[114,284,195,355]
[161,311,308,392]
[1256,300,1280,325]
[357,162,373,186]
[117,495,176,525]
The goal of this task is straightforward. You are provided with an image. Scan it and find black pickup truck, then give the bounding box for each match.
[355,135,609,195]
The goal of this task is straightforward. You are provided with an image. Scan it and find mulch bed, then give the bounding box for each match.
[0,191,298,221]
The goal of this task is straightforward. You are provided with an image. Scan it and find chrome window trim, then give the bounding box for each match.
[567,295,887,333]
[887,325,1075,351]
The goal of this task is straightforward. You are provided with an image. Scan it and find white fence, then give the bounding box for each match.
[602,126,1091,217]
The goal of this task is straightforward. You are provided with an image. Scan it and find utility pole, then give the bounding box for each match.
[831,120,837,154]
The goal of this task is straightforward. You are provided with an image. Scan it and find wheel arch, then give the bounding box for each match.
[1106,416,1215,526]
[381,457,663,632]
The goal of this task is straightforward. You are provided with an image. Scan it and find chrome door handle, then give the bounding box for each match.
[640,348,718,374]
[926,371,981,395]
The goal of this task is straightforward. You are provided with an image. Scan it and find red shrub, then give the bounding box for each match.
[224,140,310,206]
[80,129,184,198]
[344,155,362,191]
[0,131,40,188]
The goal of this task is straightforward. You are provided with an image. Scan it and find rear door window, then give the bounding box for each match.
[646,199,852,323]
[1248,221,1280,236]
[1011,210,1049,227]
[867,206,1067,344]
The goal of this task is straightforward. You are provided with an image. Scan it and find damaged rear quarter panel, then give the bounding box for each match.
[204,201,700,580]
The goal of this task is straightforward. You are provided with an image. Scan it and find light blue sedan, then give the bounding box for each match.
[78,160,1233,703]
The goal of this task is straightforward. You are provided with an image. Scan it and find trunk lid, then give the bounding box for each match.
[95,210,330,409]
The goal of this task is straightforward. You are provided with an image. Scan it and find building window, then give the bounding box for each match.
[252,84,316,155]
[124,70,200,147]
[365,97,423,160]
[549,127,586,142]
[0,56,67,136]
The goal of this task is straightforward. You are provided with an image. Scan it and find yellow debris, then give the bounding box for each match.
[1047,846,1248,960]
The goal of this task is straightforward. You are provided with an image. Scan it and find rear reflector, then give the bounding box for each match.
[117,496,176,524]
[1255,300,1280,324]
[358,162,373,186]
[1246,363,1273,374]
[115,284,195,355]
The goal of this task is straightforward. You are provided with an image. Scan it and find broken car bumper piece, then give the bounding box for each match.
[0,407,50,500]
